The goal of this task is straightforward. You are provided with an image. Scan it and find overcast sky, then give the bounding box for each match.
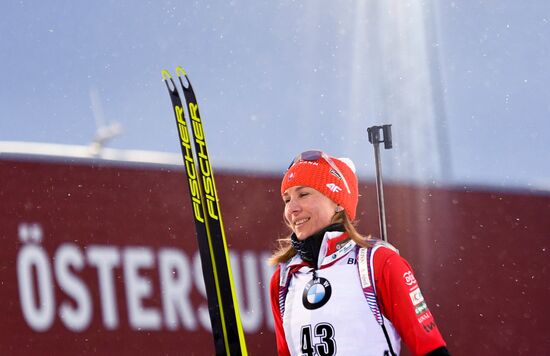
[1,1,549,190]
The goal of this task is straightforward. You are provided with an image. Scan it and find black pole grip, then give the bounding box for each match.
[367,125,392,149]
[382,125,392,149]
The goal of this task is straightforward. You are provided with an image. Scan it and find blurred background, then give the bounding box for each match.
[1,0,549,187]
[1,1,549,355]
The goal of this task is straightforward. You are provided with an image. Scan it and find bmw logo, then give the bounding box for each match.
[302,277,332,310]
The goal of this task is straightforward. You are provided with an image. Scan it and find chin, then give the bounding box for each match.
[294,231,310,241]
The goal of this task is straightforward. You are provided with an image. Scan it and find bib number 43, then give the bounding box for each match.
[300,323,336,356]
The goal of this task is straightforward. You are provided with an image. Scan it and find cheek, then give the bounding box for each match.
[321,211,334,225]
[320,204,336,224]
[283,205,291,222]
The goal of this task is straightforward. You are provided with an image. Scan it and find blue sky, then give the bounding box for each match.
[1,1,549,190]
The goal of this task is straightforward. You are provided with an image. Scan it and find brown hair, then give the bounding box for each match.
[268,211,375,266]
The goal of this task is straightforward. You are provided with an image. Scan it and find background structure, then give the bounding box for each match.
[1,1,549,355]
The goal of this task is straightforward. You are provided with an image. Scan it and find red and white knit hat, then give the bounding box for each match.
[281,153,359,220]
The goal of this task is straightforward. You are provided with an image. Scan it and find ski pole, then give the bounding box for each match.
[367,124,393,242]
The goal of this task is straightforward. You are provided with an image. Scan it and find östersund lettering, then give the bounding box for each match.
[15,223,275,333]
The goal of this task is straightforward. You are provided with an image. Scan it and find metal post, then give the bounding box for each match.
[367,124,393,242]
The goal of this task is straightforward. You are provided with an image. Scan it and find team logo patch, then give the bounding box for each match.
[302,277,332,310]
[409,288,424,306]
[329,168,343,180]
[326,183,342,193]
[403,271,417,286]
[415,302,428,315]
[335,238,351,251]
[417,312,431,323]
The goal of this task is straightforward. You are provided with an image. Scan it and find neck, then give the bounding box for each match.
[291,223,344,268]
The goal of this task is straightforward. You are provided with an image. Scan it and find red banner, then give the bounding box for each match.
[1,157,549,355]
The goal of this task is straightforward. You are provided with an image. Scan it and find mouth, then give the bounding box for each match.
[293,217,310,227]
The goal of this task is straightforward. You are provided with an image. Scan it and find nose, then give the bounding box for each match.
[285,197,301,217]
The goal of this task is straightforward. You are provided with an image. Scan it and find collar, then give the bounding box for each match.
[290,224,355,269]
[318,232,356,268]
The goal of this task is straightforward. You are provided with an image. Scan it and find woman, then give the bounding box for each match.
[269,150,449,356]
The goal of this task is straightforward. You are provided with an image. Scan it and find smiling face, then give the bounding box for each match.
[283,186,338,240]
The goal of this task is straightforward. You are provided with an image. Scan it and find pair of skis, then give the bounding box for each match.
[161,67,247,355]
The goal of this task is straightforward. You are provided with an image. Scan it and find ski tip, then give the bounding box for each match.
[175,67,191,89]
[175,66,187,77]
[161,70,172,81]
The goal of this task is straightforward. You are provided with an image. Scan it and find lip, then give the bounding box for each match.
[294,217,310,227]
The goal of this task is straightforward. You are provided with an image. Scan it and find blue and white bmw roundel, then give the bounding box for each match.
[302,277,332,310]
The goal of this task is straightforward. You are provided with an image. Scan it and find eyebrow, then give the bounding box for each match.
[282,186,306,197]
